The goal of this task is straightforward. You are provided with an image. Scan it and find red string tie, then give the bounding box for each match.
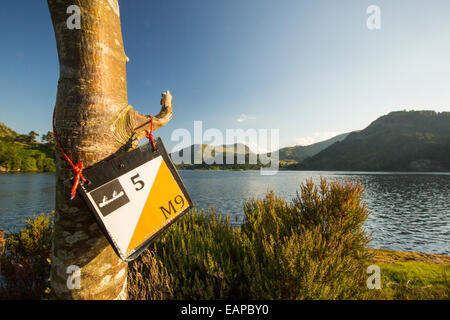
[145,115,157,151]
[70,162,86,200]
[52,108,86,200]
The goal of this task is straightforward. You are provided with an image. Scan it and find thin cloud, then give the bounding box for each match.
[237,113,256,123]
[295,131,338,146]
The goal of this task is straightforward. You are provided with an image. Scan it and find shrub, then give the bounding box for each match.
[36,154,55,172]
[129,178,373,299]
[130,209,254,299]
[0,213,53,299]
[21,157,37,172]
[240,179,372,299]
[127,249,174,300]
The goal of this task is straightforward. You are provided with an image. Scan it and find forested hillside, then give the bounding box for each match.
[0,122,55,172]
[296,111,450,171]
[278,132,349,166]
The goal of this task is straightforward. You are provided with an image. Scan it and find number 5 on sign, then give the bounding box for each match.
[77,138,193,261]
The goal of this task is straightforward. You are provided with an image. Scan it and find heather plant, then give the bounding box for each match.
[241,179,373,299]
[128,249,174,300]
[0,213,53,299]
[129,178,373,299]
[131,210,254,299]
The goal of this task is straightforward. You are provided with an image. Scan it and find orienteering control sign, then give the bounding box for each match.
[77,138,193,261]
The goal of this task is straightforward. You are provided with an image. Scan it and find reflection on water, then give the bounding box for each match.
[0,171,449,254]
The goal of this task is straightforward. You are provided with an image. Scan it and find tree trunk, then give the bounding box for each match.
[47,0,172,299]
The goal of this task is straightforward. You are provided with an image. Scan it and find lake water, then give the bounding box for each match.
[0,171,449,255]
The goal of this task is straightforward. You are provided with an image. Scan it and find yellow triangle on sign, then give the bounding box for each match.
[126,160,188,254]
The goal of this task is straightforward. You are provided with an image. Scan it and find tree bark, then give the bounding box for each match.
[47,0,172,299]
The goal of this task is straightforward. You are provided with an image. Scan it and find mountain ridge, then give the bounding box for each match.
[278,132,350,166]
[295,110,450,171]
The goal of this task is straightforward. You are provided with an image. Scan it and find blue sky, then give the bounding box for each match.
[1,0,449,152]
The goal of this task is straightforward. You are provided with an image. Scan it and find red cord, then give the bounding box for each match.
[145,115,157,151]
[52,109,86,200]
[52,111,155,199]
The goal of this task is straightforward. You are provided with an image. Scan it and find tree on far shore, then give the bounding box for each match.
[27,131,39,144]
[41,131,54,145]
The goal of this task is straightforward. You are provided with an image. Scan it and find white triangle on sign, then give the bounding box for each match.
[87,156,163,256]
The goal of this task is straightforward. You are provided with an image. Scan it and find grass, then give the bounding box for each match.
[370,249,449,300]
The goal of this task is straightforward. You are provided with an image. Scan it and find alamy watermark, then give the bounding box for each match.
[366,265,381,289]
[66,265,81,290]
[66,5,81,30]
[367,5,381,30]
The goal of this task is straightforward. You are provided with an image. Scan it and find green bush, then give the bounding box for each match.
[0,213,53,299]
[240,179,372,299]
[129,178,373,299]
[129,209,254,299]
[0,138,55,172]
[21,157,37,172]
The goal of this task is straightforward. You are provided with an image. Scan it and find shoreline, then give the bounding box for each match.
[371,248,449,264]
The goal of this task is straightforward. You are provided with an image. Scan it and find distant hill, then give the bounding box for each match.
[170,133,352,170]
[172,143,254,161]
[296,111,450,171]
[0,122,55,172]
[170,143,261,170]
[279,132,350,166]
[0,122,17,138]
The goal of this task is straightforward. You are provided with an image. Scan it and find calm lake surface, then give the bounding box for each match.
[0,171,449,255]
